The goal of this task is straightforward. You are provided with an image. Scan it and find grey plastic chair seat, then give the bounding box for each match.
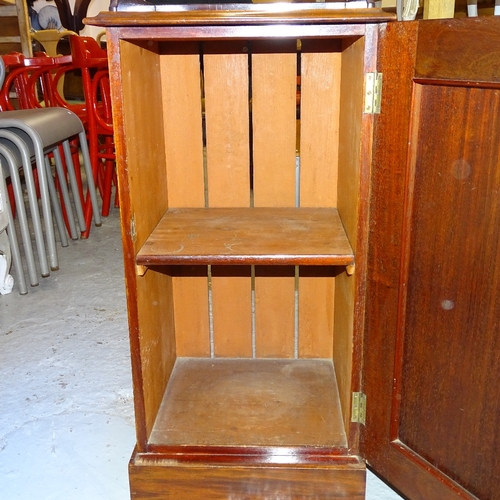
[0,128,83,285]
[2,108,86,149]
[0,108,101,271]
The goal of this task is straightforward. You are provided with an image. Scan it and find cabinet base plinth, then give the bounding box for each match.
[129,449,366,499]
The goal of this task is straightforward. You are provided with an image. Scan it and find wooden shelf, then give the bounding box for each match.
[136,207,354,267]
[149,357,347,449]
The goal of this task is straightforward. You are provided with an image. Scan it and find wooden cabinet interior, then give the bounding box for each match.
[123,31,365,448]
[89,8,392,498]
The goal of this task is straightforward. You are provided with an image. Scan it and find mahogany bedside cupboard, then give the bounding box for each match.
[88,5,500,499]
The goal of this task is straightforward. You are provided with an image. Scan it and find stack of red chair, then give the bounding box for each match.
[67,35,116,237]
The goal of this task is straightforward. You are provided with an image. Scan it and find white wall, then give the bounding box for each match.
[79,0,110,38]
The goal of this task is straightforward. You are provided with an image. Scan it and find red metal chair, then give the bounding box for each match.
[68,35,117,237]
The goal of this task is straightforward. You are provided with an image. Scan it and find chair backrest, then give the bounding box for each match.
[69,35,108,68]
[0,52,73,111]
[68,35,112,128]
[1,53,36,110]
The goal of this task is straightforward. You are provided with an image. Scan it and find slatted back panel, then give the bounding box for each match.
[163,39,352,361]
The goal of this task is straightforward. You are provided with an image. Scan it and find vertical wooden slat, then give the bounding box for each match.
[204,42,251,207]
[204,41,252,357]
[298,40,341,358]
[252,41,297,207]
[162,43,205,208]
[299,40,341,208]
[161,42,209,357]
[252,41,297,358]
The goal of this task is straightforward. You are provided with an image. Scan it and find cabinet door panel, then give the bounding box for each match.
[365,17,500,500]
[398,83,500,500]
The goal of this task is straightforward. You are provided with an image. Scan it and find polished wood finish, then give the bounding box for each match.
[92,7,500,500]
[400,83,500,500]
[90,7,388,500]
[90,8,394,27]
[415,16,500,85]
[136,208,354,266]
[363,16,500,500]
[149,358,346,448]
[129,454,366,500]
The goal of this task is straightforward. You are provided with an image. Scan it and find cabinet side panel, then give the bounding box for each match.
[298,41,341,358]
[161,43,210,357]
[204,42,252,357]
[337,36,365,253]
[252,41,297,357]
[117,39,176,442]
[335,36,366,430]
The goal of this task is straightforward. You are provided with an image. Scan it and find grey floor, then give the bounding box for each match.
[0,206,402,499]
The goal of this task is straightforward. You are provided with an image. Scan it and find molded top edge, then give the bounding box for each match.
[86,7,395,27]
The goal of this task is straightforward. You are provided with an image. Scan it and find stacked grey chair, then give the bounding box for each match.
[0,56,101,294]
[0,144,23,294]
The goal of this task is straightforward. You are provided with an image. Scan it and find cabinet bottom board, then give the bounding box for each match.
[148,357,347,449]
[129,450,366,500]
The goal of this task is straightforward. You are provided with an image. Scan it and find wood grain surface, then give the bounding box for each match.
[137,207,354,266]
[149,357,347,448]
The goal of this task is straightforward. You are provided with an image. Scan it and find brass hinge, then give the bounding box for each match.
[351,392,367,425]
[364,72,382,114]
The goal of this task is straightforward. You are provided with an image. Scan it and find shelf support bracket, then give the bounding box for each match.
[136,264,148,277]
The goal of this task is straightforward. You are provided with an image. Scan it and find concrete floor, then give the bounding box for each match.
[0,207,402,499]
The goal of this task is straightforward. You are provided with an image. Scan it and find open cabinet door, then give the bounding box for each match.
[363,16,500,500]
